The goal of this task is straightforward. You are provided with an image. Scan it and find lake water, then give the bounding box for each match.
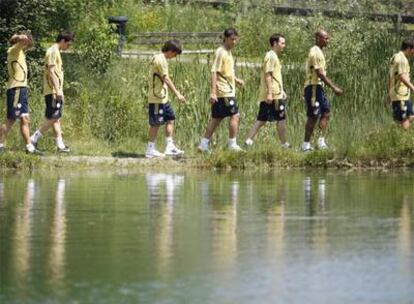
[0,170,413,303]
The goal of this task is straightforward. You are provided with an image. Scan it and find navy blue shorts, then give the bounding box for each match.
[392,100,414,122]
[211,97,239,119]
[45,94,63,119]
[148,102,175,126]
[257,100,286,122]
[304,85,330,118]
[6,87,29,119]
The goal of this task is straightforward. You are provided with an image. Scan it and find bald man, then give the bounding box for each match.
[302,30,343,152]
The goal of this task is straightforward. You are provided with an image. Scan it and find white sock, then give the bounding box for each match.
[228,137,237,146]
[26,143,35,152]
[165,137,173,145]
[200,137,209,147]
[245,138,253,146]
[56,137,65,149]
[31,130,42,143]
[302,141,310,149]
[318,137,326,144]
[0,143,4,148]
[147,142,155,150]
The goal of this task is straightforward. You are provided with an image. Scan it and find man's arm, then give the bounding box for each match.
[163,75,185,102]
[316,68,343,95]
[48,65,63,101]
[265,72,273,103]
[210,72,218,104]
[399,73,414,92]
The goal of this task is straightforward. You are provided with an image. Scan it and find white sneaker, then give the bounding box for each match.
[164,144,184,156]
[317,138,329,150]
[302,143,313,152]
[198,143,210,153]
[229,144,244,152]
[145,148,165,159]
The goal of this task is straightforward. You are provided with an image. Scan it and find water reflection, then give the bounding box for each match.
[209,179,238,271]
[146,173,184,277]
[303,176,328,254]
[48,179,67,290]
[12,179,35,292]
[398,195,412,276]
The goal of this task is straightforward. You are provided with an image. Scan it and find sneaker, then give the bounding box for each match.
[164,144,184,156]
[281,142,291,149]
[26,148,44,155]
[0,146,5,153]
[145,148,165,159]
[57,146,71,153]
[245,138,253,147]
[229,144,244,152]
[317,138,328,150]
[197,144,210,154]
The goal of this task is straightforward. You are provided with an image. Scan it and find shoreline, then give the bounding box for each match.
[0,152,413,172]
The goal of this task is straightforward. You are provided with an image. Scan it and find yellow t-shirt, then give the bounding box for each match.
[7,44,28,89]
[43,44,64,96]
[148,53,169,104]
[389,51,410,101]
[211,46,235,98]
[258,50,284,101]
[304,45,326,87]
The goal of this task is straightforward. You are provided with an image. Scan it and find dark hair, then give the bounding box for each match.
[162,39,182,55]
[401,38,414,51]
[56,31,75,43]
[269,33,285,47]
[223,28,238,40]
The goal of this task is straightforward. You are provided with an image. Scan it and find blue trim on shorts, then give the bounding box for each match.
[392,100,414,122]
[304,85,330,118]
[6,87,29,119]
[148,102,175,126]
[45,94,63,119]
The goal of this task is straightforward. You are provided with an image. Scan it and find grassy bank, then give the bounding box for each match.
[1,3,414,171]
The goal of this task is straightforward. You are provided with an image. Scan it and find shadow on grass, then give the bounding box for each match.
[111,151,146,158]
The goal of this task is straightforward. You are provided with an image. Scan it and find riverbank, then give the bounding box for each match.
[2,146,413,172]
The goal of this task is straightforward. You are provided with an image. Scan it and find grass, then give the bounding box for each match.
[1,3,414,171]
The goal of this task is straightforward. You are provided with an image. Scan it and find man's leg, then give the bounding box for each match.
[401,119,411,131]
[303,117,317,151]
[245,120,266,145]
[31,119,57,145]
[228,114,242,150]
[317,113,330,149]
[276,120,288,145]
[20,116,37,153]
[199,118,222,152]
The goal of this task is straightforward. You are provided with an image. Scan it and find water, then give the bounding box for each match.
[0,170,413,303]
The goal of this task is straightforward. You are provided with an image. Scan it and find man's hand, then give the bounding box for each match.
[209,93,218,104]
[236,78,245,87]
[333,86,343,96]
[176,92,186,103]
[56,90,64,102]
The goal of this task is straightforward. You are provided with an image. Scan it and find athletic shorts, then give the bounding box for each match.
[45,94,63,119]
[148,102,175,126]
[257,100,286,122]
[304,85,330,118]
[212,97,239,119]
[392,100,414,122]
[6,87,29,119]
